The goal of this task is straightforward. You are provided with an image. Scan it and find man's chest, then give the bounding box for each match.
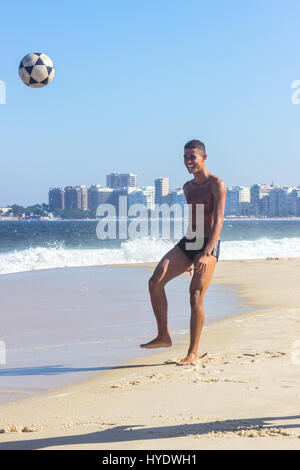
[185,184,213,206]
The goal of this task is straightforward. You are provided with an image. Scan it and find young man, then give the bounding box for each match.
[140,139,226,365]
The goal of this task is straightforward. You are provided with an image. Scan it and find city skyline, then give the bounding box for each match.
[47,180,300,218]
[2,176,300,205]
[1,175,300,219]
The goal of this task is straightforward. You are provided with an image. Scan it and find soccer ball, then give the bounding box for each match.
[19,53,55,88]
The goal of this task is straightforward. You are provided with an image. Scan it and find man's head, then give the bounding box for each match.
[184,139,207,174]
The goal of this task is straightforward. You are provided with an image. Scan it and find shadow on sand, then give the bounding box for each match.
[0,415,299,450]
[0,362,174,376]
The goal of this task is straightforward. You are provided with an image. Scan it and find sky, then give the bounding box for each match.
[0,0,300,206]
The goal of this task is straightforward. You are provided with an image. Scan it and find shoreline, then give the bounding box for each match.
[1,217,300,222]
[0,258,299,449]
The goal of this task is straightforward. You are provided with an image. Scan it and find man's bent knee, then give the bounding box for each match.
[149,275,163,292]
[149,262,168,291]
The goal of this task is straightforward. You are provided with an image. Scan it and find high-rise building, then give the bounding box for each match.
[106,173,138,188]
[110,187,136,216]
[155,177,169,205]
[106,173,120,188]
[64,186,80,210]
[269,188,288,217]
[48,188,65,211]
[127,189,147,208]
[79,185,88,211]
[140,186,155,210]
[164,189,186,210]
[250,184,274,216]
[229,186,250,215]
[225,186,232,216]
[64,185,88,210]
[88,186,115,211]
[287,188,300,216]
[88,184,102,210]
[228,187,239,215]
[261,194,270,216]
[120,173,138,188]
[97,187,115,205]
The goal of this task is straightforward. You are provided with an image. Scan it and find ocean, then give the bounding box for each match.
[0,219,299,275]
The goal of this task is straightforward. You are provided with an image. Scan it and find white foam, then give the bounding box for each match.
[0,238,173,275]
[221,237,300,260]
[0,236,299,275]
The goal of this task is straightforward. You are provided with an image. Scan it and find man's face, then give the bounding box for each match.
[184,147,206,174]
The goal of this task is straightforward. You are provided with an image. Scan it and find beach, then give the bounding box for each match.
[0,258,299,450]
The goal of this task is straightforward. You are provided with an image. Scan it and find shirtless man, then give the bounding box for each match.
[140,139,226,365]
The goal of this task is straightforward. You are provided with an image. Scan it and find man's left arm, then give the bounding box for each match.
[203,180,226,256]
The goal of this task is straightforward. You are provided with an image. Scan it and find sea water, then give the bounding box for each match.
[0,219,299,275]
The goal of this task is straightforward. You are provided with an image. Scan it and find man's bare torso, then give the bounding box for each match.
[184,174,222,237]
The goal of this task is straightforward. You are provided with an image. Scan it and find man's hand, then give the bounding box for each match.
[194,253,211,274]
[186,265,194,277]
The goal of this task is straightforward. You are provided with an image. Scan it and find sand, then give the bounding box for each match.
[0,258,300,450]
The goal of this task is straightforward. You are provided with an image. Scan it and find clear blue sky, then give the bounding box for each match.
[0,0,300,206]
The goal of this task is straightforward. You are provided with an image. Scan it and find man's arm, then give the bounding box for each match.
[203,179,226,256]
[183,181,195,276]
[183,181,189,202]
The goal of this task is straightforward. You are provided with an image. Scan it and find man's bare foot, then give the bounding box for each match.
[140,336,172,349]
[178,352,198,366]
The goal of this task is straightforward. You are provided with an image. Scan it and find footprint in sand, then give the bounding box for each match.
[264,351,286,357]
[0,424,40,433]
[193,378,248,384]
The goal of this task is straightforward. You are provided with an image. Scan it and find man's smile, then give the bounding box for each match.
[186,163,196,171]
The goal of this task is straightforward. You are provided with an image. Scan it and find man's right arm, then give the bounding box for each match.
[182,181,194,276]
[183,181,189,202]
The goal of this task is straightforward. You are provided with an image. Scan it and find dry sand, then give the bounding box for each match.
[0,258,300,450]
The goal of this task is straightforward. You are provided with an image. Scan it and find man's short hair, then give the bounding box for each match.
[184,139,206,155]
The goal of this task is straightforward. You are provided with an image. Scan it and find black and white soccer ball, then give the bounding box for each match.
[19,53,55,88]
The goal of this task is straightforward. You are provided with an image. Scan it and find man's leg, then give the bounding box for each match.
[179,255,217,365]
[140,246,193,349]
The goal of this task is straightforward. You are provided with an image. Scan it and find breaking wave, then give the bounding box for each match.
[0,236,299,275]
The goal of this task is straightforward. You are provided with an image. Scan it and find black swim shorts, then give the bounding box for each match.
[176,237,220,262]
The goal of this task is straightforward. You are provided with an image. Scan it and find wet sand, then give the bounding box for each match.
[0,265,247,405]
